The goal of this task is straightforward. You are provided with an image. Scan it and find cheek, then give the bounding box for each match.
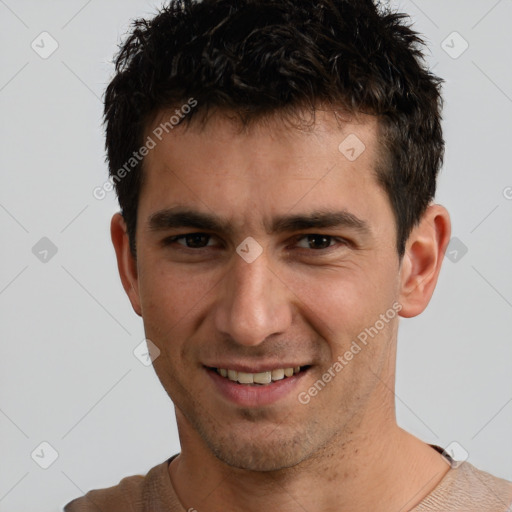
[283,263,398,348]
[137,255,228,347]
[137,261,200,336]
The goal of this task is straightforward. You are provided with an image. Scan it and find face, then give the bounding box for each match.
[120,109,407,471]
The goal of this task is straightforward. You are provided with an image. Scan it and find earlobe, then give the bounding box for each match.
[110,212,142,317]
[398,204,451,318]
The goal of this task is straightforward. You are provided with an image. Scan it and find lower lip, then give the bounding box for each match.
[206,367,310,407]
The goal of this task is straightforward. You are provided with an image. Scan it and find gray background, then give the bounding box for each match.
[1,1,511,510]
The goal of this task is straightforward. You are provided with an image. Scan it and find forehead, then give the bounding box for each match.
[143,108,381,179]
[138,108,389,233]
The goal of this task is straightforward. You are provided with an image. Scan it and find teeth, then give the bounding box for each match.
[271,368,284,381]
[216,367,304,385]
[237,372,253,384]
[284,368,294,377]
[253,371,272,384]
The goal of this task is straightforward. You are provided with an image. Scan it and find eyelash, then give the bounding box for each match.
[161,233,349,252]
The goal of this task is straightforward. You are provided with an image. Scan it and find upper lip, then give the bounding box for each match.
[204,363,310,373]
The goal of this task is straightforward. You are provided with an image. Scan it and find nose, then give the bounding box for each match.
[213,248,292,347]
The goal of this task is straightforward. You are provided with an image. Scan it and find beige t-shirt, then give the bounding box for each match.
[64,448,512,512]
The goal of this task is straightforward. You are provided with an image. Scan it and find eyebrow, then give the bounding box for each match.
[147,207,372,237]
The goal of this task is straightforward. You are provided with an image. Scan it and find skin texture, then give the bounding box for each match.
[111,108,452,511]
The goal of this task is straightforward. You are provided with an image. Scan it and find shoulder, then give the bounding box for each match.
[414,461,512,512]
[63,473,145,512]
[63,457,176,512]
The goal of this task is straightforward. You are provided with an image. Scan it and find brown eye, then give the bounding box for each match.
[182,234,211,248]
[163,233,215,248]
[296,235,335,250]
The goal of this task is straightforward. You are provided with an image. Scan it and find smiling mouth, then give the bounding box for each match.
[208,366,311,385]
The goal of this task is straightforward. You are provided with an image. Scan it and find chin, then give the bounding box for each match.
[211,442,307,472]
[201,424,318,472]
[175,393,327,472]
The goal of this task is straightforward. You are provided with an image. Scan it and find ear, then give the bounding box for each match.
[110,212,142,317]
[398,204,451,318]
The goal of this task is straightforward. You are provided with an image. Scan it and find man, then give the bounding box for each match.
[65,0,512,510]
